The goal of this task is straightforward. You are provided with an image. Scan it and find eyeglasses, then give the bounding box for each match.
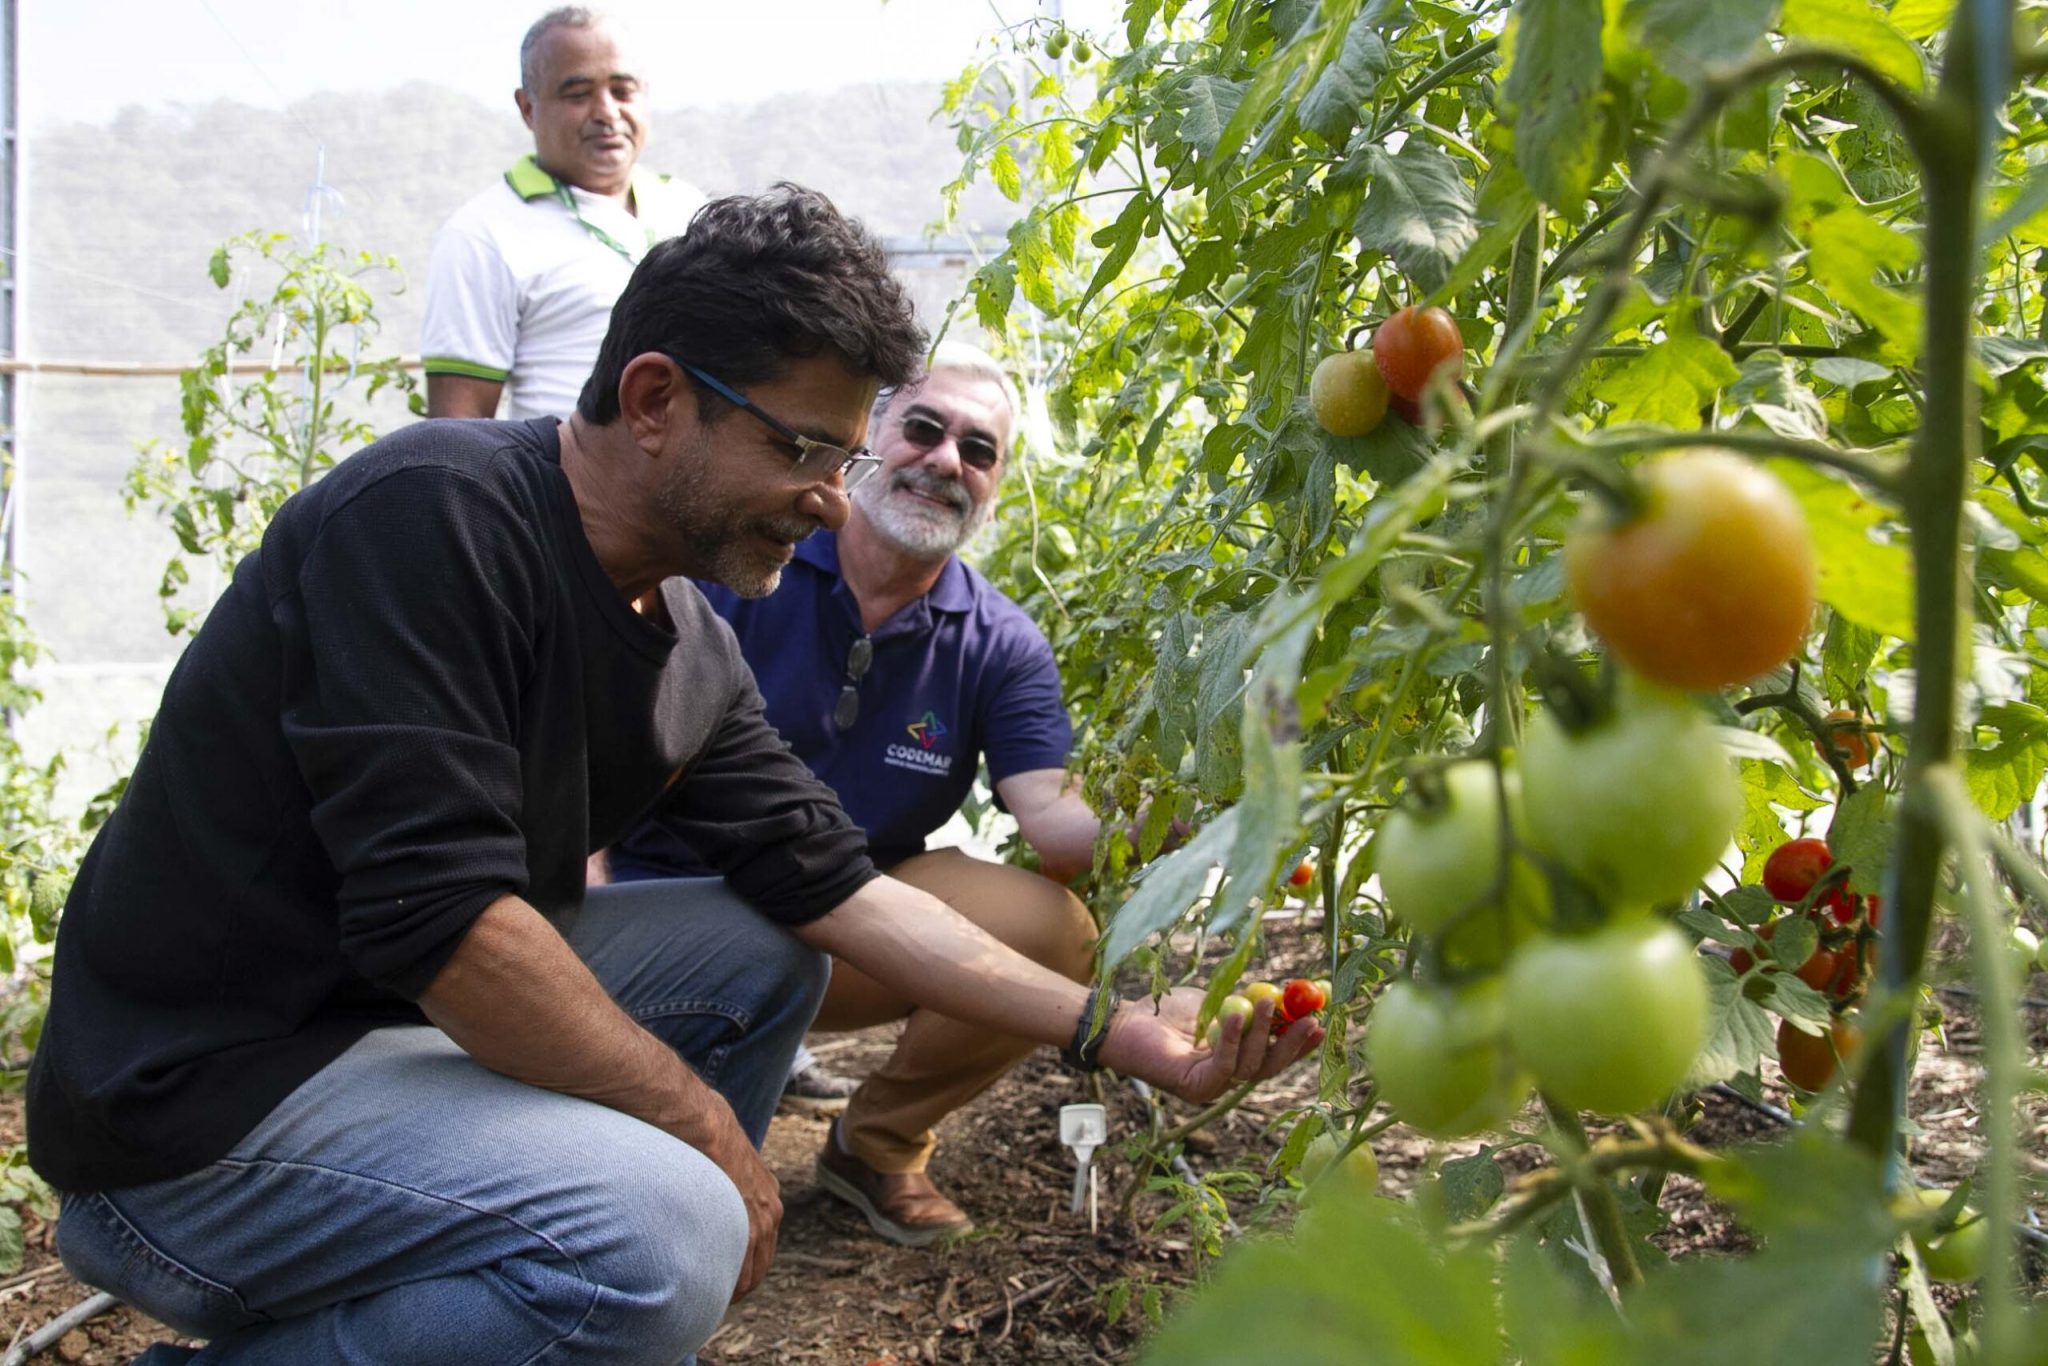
[833,635,873,730]
[897,412,1004,472]
[672,359,882,491]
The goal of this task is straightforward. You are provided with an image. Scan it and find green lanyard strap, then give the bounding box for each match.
[504,155,658,264]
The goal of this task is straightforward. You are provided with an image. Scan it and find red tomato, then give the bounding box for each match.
[1563,450,1816,691]
[1371,305,1464,402]
[1763,839,1833,903]
[1794,946,1841,992]
[1281,978,1328,1022]
[1388,393,1423,426]
[1287,859,1316,889]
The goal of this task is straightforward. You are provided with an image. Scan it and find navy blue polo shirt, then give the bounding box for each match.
[611,530,1073,874]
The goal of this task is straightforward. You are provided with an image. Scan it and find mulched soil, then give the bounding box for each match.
[5,918,2044,1365]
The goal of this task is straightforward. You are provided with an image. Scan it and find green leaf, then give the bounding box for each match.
[1737,760,1827,878]
[1691,958,1778,1085]
[1430,162,1539,307]
[1780,0,1926,90]
[1353,140,1481,295]
[990,143,1023,202]
[208,248,231,289]
[1963,701,2048,820]
[1169,75,1246,159]
[1888,0,1955,38]
[1298,15,1392,145]
[1827,781,1893,877]
[1504,0,1607,206]
[1081,194,1151,314]
[1138,1197,1501,1365]
[1437,1149,1506,1221]
[1100,810,1242,969]
[0,1206,20,1277]
[1221,594,1314,932]
[1821,613,1884,700]
[1805,207,1923,364]
[1624,0,1781,69]
[1765,459,1916,640]
[1594,331,1741,428]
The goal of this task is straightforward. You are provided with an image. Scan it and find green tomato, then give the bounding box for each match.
[1375,762,1551,961]
[1203,993,1254,1048]
[1521,682,1741,910]
[1503,920,1709,1114]
[2009,924,2041,979]
[1298,1131,1380,1204]
[1898,1187,1988,1283]
[1365,980,1528,1138]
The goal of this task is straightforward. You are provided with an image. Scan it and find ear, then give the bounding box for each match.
[515,88,537,130]
[616,354,693,457]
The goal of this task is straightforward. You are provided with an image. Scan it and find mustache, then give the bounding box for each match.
[887,469,970,513]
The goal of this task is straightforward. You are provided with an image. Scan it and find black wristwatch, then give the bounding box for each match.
[1062,982,1119,1072]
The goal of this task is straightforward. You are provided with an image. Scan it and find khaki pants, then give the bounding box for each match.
[810,848,1096,1173]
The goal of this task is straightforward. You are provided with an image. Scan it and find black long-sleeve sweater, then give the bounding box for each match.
[27,417,875,1192]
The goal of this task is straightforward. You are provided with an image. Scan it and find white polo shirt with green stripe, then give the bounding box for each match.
[422,156,708,420]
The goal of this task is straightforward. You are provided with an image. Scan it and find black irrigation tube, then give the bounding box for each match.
[1706,1085,2048,1252]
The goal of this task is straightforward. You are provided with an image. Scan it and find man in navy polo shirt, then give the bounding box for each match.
[608,343,1110,1246]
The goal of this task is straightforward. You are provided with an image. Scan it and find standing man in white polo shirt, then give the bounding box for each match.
[422,7,707,419]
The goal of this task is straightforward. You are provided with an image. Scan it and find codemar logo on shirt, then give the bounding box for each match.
[884,711,953,776]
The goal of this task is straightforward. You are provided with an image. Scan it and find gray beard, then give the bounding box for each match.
[855,475,992,560]
[655,442,811,599]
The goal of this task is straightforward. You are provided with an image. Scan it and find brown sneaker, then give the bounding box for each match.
[814,1120,974,1248]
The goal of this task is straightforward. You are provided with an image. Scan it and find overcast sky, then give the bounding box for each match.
[26,0,1118,128]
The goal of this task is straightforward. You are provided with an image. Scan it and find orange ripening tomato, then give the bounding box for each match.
[1371,305,1464,402]
[1816,709,1873,769]
[1287,859,1317,888]
[1563,450,1816,691]
[1777,1015,1860,1092]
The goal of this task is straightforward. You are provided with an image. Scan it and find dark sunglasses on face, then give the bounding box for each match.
[898,413,1003,472]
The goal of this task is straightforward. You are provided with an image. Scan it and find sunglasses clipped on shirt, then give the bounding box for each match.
[896,413,1003,472]
[833,635,874,731]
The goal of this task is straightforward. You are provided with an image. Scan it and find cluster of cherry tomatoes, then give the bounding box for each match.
[1732,837,1878,1092]
[1360,679,1747,1134]
[1202,976,1329,1049]
[1309,304,1464,439]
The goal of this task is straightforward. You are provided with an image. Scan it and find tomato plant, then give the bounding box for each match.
[942,0,2047,1355]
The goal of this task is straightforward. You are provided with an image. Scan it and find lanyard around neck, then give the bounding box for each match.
[549,179,653,264]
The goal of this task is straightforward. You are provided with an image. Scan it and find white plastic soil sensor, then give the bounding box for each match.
[1059,1102,1108,1226]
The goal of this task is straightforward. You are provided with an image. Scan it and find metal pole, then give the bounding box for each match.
[0,0,19,604]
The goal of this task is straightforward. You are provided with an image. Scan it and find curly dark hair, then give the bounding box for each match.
[577,184,928,424]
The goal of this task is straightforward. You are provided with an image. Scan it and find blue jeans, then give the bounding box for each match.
[54,878,828,1365]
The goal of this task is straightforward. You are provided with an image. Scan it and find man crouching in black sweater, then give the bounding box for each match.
[27,183,1321,1366]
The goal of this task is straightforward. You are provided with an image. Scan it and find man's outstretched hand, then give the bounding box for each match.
[1098,986,1323,1105]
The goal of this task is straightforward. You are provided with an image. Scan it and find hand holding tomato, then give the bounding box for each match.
[1132,986,1324,1104]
